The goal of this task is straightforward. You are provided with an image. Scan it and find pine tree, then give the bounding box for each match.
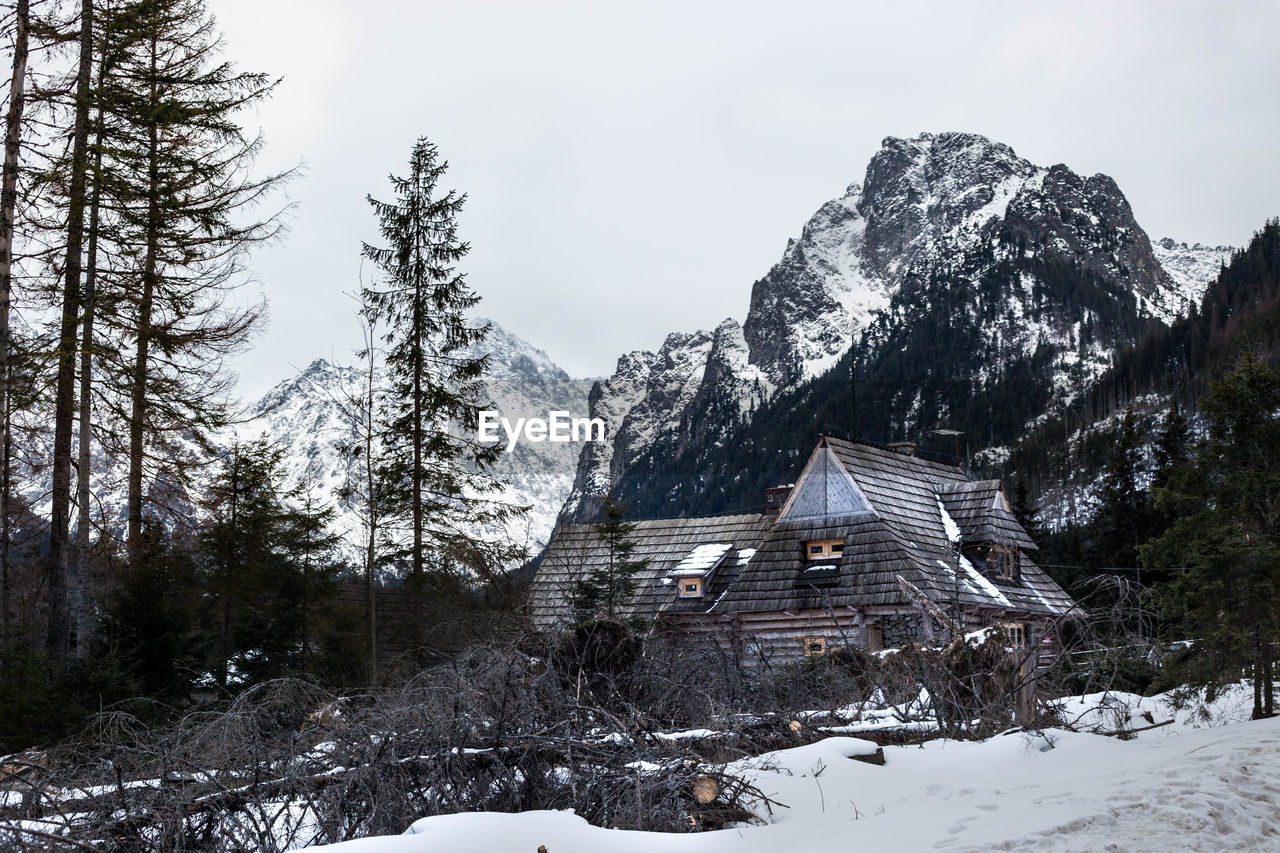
[571,492,649,621]
[1146,354,1280,718]
[360,137,522,585]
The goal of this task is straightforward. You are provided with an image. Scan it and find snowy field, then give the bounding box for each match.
[312,687,1280,853]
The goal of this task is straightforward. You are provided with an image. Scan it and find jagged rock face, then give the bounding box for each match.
[745,132,1195,385]
[1002,165,1168,303]
[562,130,1231,523]
[743,188,876,383]
[559,350,654,522]
[858,133,1036,280]
[1149,238,1234,316]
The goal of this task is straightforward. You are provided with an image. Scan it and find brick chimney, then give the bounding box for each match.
[764,485,793,519]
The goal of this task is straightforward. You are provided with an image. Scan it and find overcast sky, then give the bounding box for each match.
[211,0,1280,397]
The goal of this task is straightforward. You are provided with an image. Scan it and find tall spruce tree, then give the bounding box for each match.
[360,137,520,586]
[1010,473,1046,546]
[47,0,95,661]
[1146,354,1280,718]
[0,0,30,640]
[1151,403,1191,493]
[1090,404,1149,575]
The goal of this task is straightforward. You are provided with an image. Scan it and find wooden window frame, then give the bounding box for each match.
[677,577,703,598]
[800,636,828,656]
[864,623,884,652]
[986,545,1020,582]
[805,538,845,560]
[1001,622,1027,647]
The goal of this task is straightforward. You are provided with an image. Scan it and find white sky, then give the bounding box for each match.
[211,0,1280,396]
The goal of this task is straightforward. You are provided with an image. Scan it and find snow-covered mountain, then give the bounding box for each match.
[18,320,588,564]
[28,132,1239,555]
[561,131,1232,523]
[236,320,590,559]
[1148,237,1234,312]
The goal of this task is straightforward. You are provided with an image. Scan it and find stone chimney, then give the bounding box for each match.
[886,441,916,455]
[764,485,793,519]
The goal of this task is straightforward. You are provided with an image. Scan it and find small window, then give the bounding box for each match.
[801,636,827,656]
[987,546,1019,581]
[1001,622,1027,647]
[864,623,884,652]
[805,539,845,560]
[677,577,702,598]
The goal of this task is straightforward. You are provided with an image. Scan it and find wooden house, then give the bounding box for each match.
[528,436,1075,670]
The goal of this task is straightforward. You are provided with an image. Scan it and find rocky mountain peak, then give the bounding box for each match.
[860,132,1037,278]
[475,318,571,382]
[562,130,1234,523]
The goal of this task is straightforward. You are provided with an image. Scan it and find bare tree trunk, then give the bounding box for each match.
[364,334,378,685]
[1265,645,1275,718]
[411,288,422,582]
[1253,631,1264,720]
[0,0,30,638]
[126,34,159,565]
[72,100,107,656]
[218,444,239,689]
[49,0,95,661]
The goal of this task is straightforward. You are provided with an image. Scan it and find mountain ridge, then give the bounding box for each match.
[562,131,1233,525]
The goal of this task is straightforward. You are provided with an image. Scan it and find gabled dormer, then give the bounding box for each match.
[667,543,732,598]
[938,480,1038,585]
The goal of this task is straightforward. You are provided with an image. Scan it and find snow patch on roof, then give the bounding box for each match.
[936,498,962,544]
[957,553,1011,607]
[667,543,732,577]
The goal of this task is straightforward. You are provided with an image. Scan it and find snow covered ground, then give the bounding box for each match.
[310,686,1280,852]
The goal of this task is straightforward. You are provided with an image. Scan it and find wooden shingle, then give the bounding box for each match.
[528,435,1076,634]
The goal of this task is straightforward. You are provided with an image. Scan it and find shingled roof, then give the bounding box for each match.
[528,513,772,629]
[528,436,1075,630]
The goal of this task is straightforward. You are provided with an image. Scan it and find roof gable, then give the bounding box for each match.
[779,446,872,520]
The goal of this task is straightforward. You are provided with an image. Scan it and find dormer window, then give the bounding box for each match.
[987,545,1019,582]
[667,543,732,599]
[805,539,844,560]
